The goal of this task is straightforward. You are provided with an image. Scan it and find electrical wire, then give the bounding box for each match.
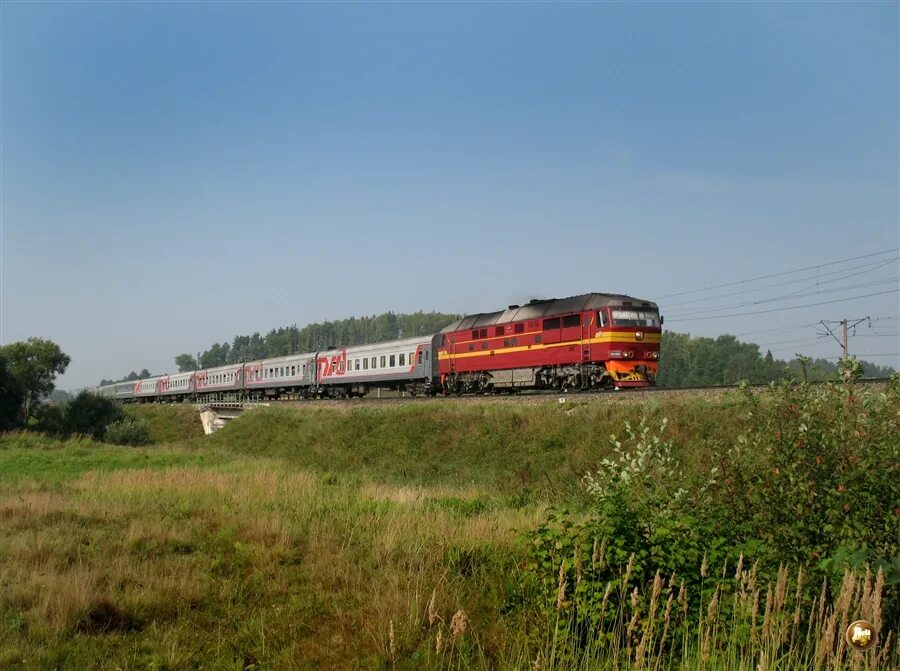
[666,278,899,319]
[664,289,899,322]
[656,248,899,300]
[665,256,898,310]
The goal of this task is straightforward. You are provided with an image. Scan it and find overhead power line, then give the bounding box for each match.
[664,289,899,322]
[667,276,899,319]
[665,256,898,310]
[656,248,899,300]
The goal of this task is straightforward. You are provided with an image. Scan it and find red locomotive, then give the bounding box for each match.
[437,293,661,393]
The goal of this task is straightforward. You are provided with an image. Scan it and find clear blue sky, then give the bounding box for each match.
[2,2,898,389]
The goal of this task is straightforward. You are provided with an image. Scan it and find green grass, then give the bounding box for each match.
[0,385,895,670]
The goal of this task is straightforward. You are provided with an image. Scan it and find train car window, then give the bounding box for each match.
[399,354,405,366]
[409,352,414,365]
[390,355,396,367]
[479,329,488,339]
[418,351,423,364]
[514,323,524,334]
[363,358,369,370]
[495,326,504,337]
[380,356,386,368]
[291,366,295,375]
[425,351,429,360]
[355,359,360,371]
[281,367,285,376]
[563,315,580,328]
[543,318,560,330]
[472,330,479,340]
[371,357,377,369]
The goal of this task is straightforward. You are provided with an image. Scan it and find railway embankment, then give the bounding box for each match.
[2,379,896,669]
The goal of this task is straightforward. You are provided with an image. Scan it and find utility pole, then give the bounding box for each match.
[818,317,870,360]
[841,320,848,359]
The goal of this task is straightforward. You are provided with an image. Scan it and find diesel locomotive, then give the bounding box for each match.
[95,293,661,401]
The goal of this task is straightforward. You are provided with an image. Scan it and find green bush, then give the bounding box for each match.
[519,376,900,655]
[103,418,152,446]
[64,391,124,440]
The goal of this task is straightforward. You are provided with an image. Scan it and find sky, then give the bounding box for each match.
[1,2,898,390]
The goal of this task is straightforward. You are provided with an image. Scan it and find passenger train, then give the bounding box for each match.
[95,293,662,402]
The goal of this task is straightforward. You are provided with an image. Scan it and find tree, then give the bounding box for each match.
[175,354,199,372]
[0,338,70,420]
[0,354,25,430]
[138,369,151,379]
[64,391,123,440]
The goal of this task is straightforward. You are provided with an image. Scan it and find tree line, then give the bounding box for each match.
[174,311,461,371]
[0,338,150,443]
[656,332,895,387]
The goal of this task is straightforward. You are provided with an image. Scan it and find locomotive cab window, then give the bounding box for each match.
[611,309,660,328]
[598,311,609,328]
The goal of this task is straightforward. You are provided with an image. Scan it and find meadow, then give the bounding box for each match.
[0,381,897,670]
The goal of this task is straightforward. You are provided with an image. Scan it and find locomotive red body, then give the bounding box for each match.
[437,293,660,392]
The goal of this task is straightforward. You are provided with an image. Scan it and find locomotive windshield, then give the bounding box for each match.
[610,309,660,328]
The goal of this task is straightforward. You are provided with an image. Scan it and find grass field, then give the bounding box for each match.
[1,385,897,669]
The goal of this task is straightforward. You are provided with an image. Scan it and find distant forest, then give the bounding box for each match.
[173,312,461,372]
[103,311,895,387]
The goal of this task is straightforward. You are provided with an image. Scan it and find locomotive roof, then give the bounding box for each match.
[441,293,659,332]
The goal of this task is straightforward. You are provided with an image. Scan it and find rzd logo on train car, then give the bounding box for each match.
[318,350,348,378]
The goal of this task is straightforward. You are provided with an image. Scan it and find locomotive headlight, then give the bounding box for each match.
[648,351,660,360]
[624,351,634,359]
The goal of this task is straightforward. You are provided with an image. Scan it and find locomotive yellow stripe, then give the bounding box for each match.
[438,332,660,361]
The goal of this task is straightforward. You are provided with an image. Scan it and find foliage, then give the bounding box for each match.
[99,369,153,386]
[63,392,124,440]
[657,331,894,387]
[103,418,152,446]
[0,338,70,419]
[0,354,25,431]
[520,377,900,659]
[175,353,199,372]
[185,310,461,369]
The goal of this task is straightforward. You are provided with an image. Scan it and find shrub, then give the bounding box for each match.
[64,391,124,440]
[519,377,900,657]
[103,418,152,446]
